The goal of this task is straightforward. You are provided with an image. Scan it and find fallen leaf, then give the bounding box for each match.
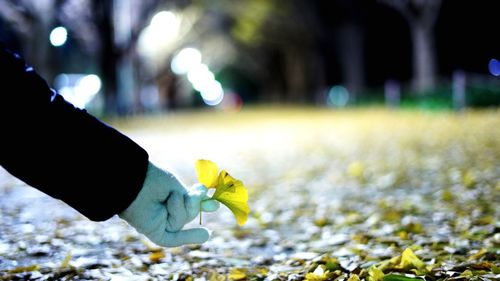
[209,270,227,281]
[468,248,487,261]
[149,250,165,263]
[383,274,422,281]
[395,248,425,270]
[229,268,247,280]
[347,161,365,181]
[305,265,329,281]
[8,264,40,273]
[348,273,361,281]
[60,251,72,268]
[368,266,385,281]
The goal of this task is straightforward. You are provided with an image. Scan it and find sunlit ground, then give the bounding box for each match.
[1,107,499,280]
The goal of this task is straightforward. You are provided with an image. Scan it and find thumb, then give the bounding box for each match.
[152,228,210,247]
[201,198,220,212]
[185,184,208,219]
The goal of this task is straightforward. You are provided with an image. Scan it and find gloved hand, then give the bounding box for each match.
[119,162,220,247]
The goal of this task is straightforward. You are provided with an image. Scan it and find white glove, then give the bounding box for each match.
[119,162,219,247]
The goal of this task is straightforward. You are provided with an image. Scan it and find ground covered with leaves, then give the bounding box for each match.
[1,107,499,280]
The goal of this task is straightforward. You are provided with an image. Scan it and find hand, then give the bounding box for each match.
[119,162,220,247]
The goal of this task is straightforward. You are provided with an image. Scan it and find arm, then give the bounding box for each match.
[0,47,219,246]
[0,47,148,221]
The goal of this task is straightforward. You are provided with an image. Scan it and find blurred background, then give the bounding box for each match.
[0,0,499,115]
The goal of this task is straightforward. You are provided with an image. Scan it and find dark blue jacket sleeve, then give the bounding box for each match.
[0,47,149,221]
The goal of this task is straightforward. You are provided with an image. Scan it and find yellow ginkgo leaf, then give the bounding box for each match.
[305,265,329,281]
[395,248,425,270]
[229,268,247,280]
[367,266,384,281]
[212,170,250,225]
[195,159,219,188]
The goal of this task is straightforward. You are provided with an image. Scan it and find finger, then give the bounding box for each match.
[165,192,187,232]
[185,185,208,220]
[201,199,220,212]
[189,184,208,197]
[138,204,167,236]
[185,196,201,221]
[154,228,210,247]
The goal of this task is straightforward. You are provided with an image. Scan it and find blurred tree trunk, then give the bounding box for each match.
[0,1,55,82]
[337,23,364,103]
[92,0,118,115]
[90,0,160,115]
[314,0,366,104]
[23,22,53,82]
[380,0,442,92]
[411,23,435,92]
[283,47,307,103]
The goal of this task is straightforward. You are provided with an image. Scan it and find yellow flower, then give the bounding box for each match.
[195,159,250,225]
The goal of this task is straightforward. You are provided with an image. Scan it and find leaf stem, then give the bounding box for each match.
[199,201,202,225]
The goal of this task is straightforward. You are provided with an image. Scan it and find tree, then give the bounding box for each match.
[316,0,366,103]
[0,0,56,80]
[379,0,442,92]
[61,0,160,114]
[0,0,161,114]
[190,0,366,104]
[191,0,324,103]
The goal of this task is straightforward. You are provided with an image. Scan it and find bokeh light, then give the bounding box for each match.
[200,80,224,106]
[137,10,179,60]
[327,85,350,107]
[49,26,68,47]
[75,74,102,97]
[187,64,215,91]
[54,74,101,109]
[170,47,226,107]
[219,91,243,112]
[150,11,177,29]
[171,48,202,75]
[488,58,500,76]
[186,64,224,106]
